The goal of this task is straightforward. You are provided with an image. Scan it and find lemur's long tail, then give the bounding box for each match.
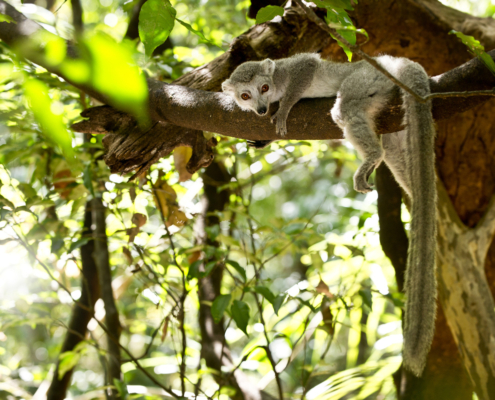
[399,63,437,377]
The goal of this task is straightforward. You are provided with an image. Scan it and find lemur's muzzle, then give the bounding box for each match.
[257,107,267,116]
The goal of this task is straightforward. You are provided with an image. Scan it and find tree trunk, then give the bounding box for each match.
[92,197,122,399]
[47,203,100,400]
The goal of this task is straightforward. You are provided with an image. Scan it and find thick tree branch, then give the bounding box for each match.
[2,0,495,176]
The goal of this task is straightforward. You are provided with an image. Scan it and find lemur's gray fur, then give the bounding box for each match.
[222,53,437,376]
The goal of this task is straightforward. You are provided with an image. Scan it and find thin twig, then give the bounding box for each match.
[426,88,495,100]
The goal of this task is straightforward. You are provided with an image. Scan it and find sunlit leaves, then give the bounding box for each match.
[82,33,148,120]
[23,78,74,159]
[450,30,495,76]
[255,5,284,24]
[139,0,176,58]
[211,294,231,323]
[175,18,218,47]
[58,343,88,379]
[225,259,246,281]
[20,30,148,121]
[231,300,250,335]
[0,12,16,23]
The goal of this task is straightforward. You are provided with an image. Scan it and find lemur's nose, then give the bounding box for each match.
[258,107,267,115]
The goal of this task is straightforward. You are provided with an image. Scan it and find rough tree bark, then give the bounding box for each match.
[46,204,101,400]
[436,183,495,400]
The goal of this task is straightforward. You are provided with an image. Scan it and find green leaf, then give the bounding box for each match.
[225,259,247,281]
[211,294,231,323]
[23,79,74,159]
[272,294,287,316]
[69,237,91,253]
[231,300,250,335]
[82,33,149,120]
[51,238,65,254]
[113,379,128,399]
[175,18,217,47]
[0,13,16,24]
[58,350,81,379]
[450,30,495,76]
[201,260,217,278]
[255,5,284,24]
[359,289,373,310]
[139,0,176,58]
[254,285,275,304]
[187,259,203,280]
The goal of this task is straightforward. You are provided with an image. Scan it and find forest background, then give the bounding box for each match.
[0,0,494,399]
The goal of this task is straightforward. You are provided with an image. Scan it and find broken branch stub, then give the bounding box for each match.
[72,106,217,178]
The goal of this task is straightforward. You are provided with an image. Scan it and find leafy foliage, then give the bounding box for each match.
[450,30,495,76]
[255,5,285,24]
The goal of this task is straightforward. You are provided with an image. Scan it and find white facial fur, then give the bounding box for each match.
[222,59,276,116]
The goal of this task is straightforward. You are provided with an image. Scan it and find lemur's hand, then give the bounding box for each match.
[270,110,288,137]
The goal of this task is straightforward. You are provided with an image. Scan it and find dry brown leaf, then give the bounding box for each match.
[129,186,137,203]
[316,278,334,299]
[126,226,140,243]
[153,172,188,227]
[161,316,170,342]
[53,169,76,199]
[173,146,193,182]
[132,213,147,228]
[321,298,335,336]
[168,207,187,227]
[187,251,201,265]
[122,247,133,264]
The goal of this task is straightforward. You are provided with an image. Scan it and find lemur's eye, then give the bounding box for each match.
[241,93,251,100]
[262,84,269,93]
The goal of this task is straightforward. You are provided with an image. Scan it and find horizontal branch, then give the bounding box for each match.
[2,0,495,175]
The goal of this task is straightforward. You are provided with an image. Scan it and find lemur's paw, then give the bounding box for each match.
[247,140,274,149]
[354,182,373,193]
[354,176,373,193]
[277,126,287,137]
[276,121,287,137]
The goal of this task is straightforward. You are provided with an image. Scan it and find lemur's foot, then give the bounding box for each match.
[270,111,288,136]
[354,166,376,193]
[247,140,274,149]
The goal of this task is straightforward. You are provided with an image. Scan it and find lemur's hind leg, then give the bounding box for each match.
[331,68,393,193]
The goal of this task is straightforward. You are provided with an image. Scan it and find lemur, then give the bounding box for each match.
[222,53,437,376]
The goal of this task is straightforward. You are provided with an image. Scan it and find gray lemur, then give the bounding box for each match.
[222,53,437,376]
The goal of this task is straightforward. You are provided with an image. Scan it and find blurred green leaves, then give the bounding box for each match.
[82,33,148,120]
[139,0,176,58]
[18,30,148,121]
[211,294,231,323]
[255,5,284,24]
[231,300,250,335]
[23,78,74,159]
[450,30,495,76]
[0,12,16,24]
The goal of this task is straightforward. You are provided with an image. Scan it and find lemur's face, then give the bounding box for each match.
[222,59,276,117]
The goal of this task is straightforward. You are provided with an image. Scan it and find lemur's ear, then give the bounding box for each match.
[222,79,234,93]
[260,59,275,75]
